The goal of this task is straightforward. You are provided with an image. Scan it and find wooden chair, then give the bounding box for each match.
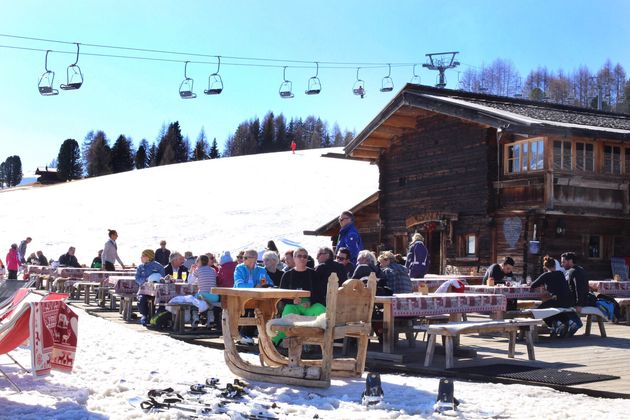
[255,273,377,387]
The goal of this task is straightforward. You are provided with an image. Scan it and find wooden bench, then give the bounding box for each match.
[424,319,542,369]
[167,303,195,333]
[577,307,607,337]
[73,281,101,305]
[113,293,136,321]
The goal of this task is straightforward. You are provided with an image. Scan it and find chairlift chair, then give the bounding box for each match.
[411,64,421,85]
[353,67,366,98]
[279,67,294,98]
[204,56,223,95]
[179,61,197,99]
[305,62,321,95]
[59,43,83,91]
[380,64,394,92]
[38,50,58,96]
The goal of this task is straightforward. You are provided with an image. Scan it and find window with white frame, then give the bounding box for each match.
[603,145,622,175]
[506,138,544,174]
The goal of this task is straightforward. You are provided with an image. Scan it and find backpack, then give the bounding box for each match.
[596,294,622,321]
[149,309,173,330]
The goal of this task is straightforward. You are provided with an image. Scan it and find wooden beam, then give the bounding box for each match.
[383,115,417,129]
[363,137,393,147]
[350,149,380,160]
[374,125,413,136]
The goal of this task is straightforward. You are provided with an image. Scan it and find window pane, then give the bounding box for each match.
[576,143,584,170]
[530,142,537,170]
[536,140,544,169]
[553,141,562,170]
[521,142,529,171]
[626,148,630,174]
[613,146,621,174]
[604,146,612,173]
[513,144,520,173]
[585,144,594,171]
[562,141,572,170]
[588,235,601,258]
[466,235,476,255]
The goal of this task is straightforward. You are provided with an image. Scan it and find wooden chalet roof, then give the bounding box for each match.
[345,84,630,161]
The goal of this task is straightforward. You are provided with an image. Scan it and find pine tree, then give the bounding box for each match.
[57,138,83,181]
[4,156,23,187]
[192,129,209,161]
[0,162,5,188]
[110,134,135,173]
[209,138,220,159]
[81,130,96,177]
[246,118,260,155]
[148,144,158,167]
[274,114,287,151]
[260,112,275,153]
[135,139,149,169]
[86,131,112,177]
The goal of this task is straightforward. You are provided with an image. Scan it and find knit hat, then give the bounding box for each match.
[142,249,155,261]
[220,251,233,265]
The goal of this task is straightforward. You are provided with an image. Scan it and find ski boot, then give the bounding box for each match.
[361,372,384,406]
[434,378,459,414]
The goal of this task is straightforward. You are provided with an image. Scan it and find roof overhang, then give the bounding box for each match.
[304,191,379,237]
[345,84,630,161]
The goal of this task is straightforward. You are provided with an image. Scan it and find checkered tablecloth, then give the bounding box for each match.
[386,293,507,317]
[589,281,630,297]
[138,282,197,303]
[464,285,548,300]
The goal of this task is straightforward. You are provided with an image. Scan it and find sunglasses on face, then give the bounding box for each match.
[295,254,308,259]
[338,217,349,222]
[336,256,346,261]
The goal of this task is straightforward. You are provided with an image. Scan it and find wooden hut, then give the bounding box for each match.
[35,167,61,184]
[337,84,630,279]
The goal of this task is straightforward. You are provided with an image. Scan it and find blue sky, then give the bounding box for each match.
[1,0,629,172]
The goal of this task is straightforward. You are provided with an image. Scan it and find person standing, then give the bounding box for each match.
[6,244,21,279]
[155,240,171,266]
[405,233,429,278]
[102,229,125,271]
[291,140,296,154]
[561,251,589,336]
[18,237,32,264]
[336,210,363,265]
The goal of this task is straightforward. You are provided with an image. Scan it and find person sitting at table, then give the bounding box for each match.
[217,251,236,287]
[188,254,220,328]
[335,247,355,278]
[272,248,326,346]
[282,249,295,272]
[27,252,40,265]
[315,246,347,287]
[36,250,49,266]
[263,250,285,286]
[531,255,574,337]
[207,252,220,272]
[135,249,165,326]
[377,251,412,294]
[91,250,103,269]
[483,256,517,310]
[234,249,273,344]
[183,251,196,270]
[561,251,590,336]
[164,251,189,280]
[58,246,81,268]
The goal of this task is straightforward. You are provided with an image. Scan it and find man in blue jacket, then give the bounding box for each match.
[336,211,363,265]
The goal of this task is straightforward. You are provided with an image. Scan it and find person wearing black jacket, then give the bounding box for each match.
[315,246,347,287]
[561,252,589,307]
[531,256,574,335]
[155,240,171,266]
[272,248,326,345]
[36,251,49,266]
[58,247,81,268]
[164,252,189,280]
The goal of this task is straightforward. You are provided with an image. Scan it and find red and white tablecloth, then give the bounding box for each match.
[386,293,507,317]
[138,282,197,303]
[589,281,630,297]
[464,285,548,300]
[110,277,138,294]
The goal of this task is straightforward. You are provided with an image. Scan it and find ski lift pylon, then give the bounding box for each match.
[179,61,197,99]
[411,64,421,84]
[279,66,294,98]
[380,64,394,92]
[204,56,223,95]
[38,50,58,96]
[305,62,321,95]
[353,67,366,98]
[59,43,83,90]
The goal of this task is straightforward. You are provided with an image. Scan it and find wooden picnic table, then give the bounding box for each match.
[424,274,485,285]
[139,282,197,304]
[211,287,313,385]
[73,281,102,305]
[464,284,549,300]
[54,267,93,278]
[589,280,630,297]
[374,293,507,353]
[82,270,136,282]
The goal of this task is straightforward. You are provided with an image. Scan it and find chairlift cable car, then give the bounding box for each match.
[411,64,421,85]
[305,61,321,95]
[60,43,83,91]
[204,56,223,95]
[380,63,394,92]
[352,67,366,98]
[38,50,58,96]
[179,61,197,99]
[279,66,294,98]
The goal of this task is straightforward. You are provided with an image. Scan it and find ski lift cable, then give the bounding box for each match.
[0,33,419,67]
[0,44,416,71]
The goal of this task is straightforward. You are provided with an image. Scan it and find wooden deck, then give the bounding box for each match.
[75,302,630,399]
